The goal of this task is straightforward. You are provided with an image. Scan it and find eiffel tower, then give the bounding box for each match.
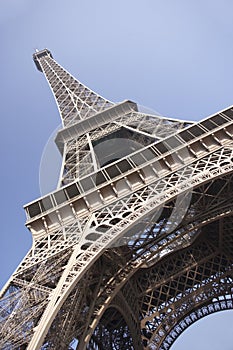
[0,49,233,350]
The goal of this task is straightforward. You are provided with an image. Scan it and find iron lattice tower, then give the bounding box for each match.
[0,49,233,350]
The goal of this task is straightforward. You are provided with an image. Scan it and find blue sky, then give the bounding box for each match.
[1,1,233,348]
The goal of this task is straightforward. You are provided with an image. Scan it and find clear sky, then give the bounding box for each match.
[1,1,233,349]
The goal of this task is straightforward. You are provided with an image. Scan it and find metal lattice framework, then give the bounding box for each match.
[0,49,232,350]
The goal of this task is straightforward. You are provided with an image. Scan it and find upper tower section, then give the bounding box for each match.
[33,49,113,126]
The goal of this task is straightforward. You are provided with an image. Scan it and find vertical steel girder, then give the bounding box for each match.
[0,49,232,350]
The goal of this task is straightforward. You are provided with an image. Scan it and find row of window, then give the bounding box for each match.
[25,109,232,219]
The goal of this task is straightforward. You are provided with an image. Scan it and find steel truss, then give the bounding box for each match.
[0,49,232,350]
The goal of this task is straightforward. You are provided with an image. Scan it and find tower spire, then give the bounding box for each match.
[33,49,113,126]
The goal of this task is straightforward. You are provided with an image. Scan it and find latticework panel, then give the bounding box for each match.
[33,49,113,126]
[33,174,233,350]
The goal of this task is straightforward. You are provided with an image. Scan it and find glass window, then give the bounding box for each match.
[41,196,53,211]
[54,190,67,205]
[65,183,80,199]
[28,202,41,218]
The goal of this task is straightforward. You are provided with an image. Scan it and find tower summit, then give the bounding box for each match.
[0,49,233,349]
[33,48,53,72]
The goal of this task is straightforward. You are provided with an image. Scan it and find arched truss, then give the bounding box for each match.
[40,173,233,350]
[136,215,233,349]
[161,301,233,349]
[89,183,233,350]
